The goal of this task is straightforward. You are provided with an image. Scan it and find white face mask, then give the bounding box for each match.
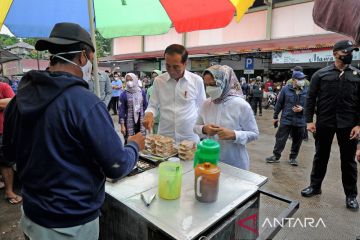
[127,81,134,88]
[52,51,92,82]
[206,86,222,100]
[81,60,92,82]
[296,80,305,88]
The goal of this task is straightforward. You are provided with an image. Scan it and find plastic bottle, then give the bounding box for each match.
[158,161,183,200]
[194,162,220,203]
[193,139,220,167]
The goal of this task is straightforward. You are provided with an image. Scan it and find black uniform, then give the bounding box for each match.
[306,64,360,197]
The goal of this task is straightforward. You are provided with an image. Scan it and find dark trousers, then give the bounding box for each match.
[252,97,262,114]
[108,96,119,115]
[273,124,305,159]
[310,126,358,197]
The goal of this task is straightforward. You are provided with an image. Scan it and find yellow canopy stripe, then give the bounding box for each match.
[230,0,256,22]
[0,0,14,29]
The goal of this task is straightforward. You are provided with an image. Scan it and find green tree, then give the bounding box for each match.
[0,34,18,48]
[95,31,111,58]
[23,38,38,47]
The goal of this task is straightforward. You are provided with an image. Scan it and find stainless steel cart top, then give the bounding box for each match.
[105,161,268,240]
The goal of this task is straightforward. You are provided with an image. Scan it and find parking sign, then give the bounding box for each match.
[244,57,254,74]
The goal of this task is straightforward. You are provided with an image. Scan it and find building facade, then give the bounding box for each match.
[101,0,356,81]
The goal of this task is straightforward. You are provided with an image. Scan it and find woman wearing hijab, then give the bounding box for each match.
[194,65,259,170]
[119,73,148,139]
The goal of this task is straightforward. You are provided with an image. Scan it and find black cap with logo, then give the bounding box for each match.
[35,22,95,52]
[333,40,359,53]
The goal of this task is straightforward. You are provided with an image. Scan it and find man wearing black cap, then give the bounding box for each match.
[2,22,145,239]
[302,40,360,211]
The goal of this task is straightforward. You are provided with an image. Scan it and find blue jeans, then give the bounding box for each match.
[21,207,99,240]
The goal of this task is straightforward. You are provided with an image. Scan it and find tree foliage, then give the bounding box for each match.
[95,31,111,58]
[0,34,18,49]
[1,32,111,59]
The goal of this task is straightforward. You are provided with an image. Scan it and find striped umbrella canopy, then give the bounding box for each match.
[0,0,255,96]
[1,0,255,38]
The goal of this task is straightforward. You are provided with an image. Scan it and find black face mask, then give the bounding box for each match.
[339,54,353,64]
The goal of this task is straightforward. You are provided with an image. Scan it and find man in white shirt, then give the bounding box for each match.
[143,44,206,143]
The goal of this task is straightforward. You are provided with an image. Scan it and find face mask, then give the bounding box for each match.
[296,80,305,88]
[53,51,92,82]
[206,86,222,100]
[339,54,353,64]
[127,81,134,88]
[81,59,92,82]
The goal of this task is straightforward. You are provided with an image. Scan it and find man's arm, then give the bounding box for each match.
[80,103,138,179]
[0,98,13,110]
[356,140,360,162]
[0,84,15,110]
[273,89,285,119]
[305,72,321,123]
[103,74,112,107]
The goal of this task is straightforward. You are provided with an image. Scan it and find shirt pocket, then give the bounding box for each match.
[285,92,296,105]
[299,93,307,106]
[320,73,338,95]
[176,81,197,104]
[345,74,360,102]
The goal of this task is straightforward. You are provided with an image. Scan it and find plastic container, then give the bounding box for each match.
[168,157,180,162]
[158,161,183,200]
[194,162,220,203]
[193,139,220,167]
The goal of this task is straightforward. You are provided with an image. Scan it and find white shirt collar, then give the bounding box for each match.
[166,70,190,82]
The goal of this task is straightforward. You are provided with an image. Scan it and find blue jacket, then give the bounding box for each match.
[274,84,307,127]
[3,70,138,228]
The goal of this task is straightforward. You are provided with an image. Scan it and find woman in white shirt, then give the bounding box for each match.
[194,65,259,170]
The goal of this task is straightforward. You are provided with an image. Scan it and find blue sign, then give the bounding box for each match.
[245,57,254,70]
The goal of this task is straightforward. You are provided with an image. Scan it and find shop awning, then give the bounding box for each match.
[101,33,350,62]
[0,49,20,64]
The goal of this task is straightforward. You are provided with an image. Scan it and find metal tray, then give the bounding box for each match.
[139,149,178,163]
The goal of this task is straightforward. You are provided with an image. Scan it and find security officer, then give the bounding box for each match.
[302,40,360,211]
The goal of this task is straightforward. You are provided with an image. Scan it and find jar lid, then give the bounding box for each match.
[197,139,220,152]
[196,162,220,174]
[168,157,180,162]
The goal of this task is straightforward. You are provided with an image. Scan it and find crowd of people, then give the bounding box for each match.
[0,22,359,239]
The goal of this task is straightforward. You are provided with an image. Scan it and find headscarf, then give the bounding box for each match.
[203,65,243,104]
[152,70,162,76]
[125,73,143,123]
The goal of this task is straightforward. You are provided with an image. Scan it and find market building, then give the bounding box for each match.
[101,0,356,81]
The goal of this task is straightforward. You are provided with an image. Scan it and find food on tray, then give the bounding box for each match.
[144,134,175,157]
[155,136,174,157]
[178,140,197,161]
[145,134,162,154]
[137,160,151,169]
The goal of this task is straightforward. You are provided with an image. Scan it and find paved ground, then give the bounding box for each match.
[0,109,359,239]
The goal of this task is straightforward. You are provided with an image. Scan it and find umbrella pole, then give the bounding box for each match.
[88,0,100,97]
[37,51,40,70]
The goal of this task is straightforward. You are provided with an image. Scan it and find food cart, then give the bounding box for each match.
[100,158,299,240]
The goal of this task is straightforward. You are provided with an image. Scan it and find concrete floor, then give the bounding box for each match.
[0,109,359,239]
